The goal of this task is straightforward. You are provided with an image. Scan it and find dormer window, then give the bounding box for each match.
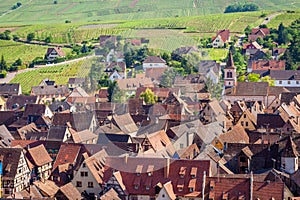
[190,167,197,178]
[179,167,186,177]
[210,181,215,190]
[189,187,194,192]
[134,185,139,189]
[146,186,150,190]
[136,165,143,176]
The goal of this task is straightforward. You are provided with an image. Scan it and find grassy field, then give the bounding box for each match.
[0,0,299,25]
[10,58,94,94]
[0,40,72,65]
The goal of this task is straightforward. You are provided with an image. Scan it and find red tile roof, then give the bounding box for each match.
[213,30,230,42]
[251,60,285,71]
[143,56,166,64]
[52,143,82,172]
[205,176,284,200]
[103,157,210,197]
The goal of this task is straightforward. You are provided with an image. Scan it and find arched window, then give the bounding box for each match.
[227,71,232,78]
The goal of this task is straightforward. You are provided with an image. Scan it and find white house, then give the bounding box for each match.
[142,56,167,70]
[72,150,107,197]
[281,137,299,174]
[212,30,230,48]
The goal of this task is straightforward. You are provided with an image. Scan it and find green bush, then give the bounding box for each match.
[0,71,7,78]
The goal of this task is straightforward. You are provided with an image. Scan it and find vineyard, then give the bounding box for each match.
[0,40,72,65]
[10,58,94,94]
[266,11,300,28]
[5,10,271,45]
[0,0,299,25]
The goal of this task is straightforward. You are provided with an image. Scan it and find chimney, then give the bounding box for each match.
[250,171,253,200]
[202,171,206,200]
[164,158,170,178]
[124,153,129,164]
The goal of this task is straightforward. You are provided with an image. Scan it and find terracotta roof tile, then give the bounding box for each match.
[143,56,166,64]
[27,144,52,166]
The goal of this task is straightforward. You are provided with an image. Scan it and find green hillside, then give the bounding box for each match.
[0,0,299,25]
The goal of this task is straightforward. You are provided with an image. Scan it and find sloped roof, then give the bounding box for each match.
[281,136,299,157]
[257,114,285,129]
[27,144,52,166]
[0,147,23,180]
[205,176,283,200]
[31,85,69,96]
[6,95,38,110]
[143,56,166,64]
[33,180,59,197]
[104,156,210,197]
[100,188,121,200]
[145,67,167,81]
[52,111,95,132]
[112,113,138,134]
[59,182,81,200]
[251,60,285,71]
[227,82,269,96]
[117,77,154,90]
[224,52,235,69]
[251,28,270,35]
[68,78,85,84]
[72,129,97,143]
[218,124,249,144]
[46,47,65,57]
[52,143,82,172]
[84,149,108,184]
[0,125,14,147]
[23,103,46,118]
[47,126,68,141]
[97,133,131,144]
[213,29,230,42]
[0,83,20,96]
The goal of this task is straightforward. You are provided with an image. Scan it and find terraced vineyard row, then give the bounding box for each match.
[10,58,94,94]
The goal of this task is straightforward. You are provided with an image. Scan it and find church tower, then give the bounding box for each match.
[224,52,237,88]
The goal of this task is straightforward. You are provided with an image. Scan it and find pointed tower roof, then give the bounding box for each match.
[282,136,299,157]
[225,52,235,69]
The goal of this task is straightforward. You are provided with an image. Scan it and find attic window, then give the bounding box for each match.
[179,167,186,178]
[190,167,197,178]
[134,185,139,190]
[210,181,215,190]
[188,179,196,192]
[136,165,143,176]
[147,165,154,176]
[222,192,228,200]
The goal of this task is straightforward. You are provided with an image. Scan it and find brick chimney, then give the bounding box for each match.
[164,158,170,178]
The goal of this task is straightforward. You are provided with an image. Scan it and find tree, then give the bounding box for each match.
[248,73,260,82]
[244,25,252,37]
[44,36,52,43]
[161,52,171,63]
[160,68,176,88]
[0,55,7,71]
[26,33,35,42]
[205,78,223,100]
[261,76,275,86]
[136,45,148,63]
[107,81,125,103]
[12,58,22,66]
[277,23,290,45]
[140,88,157,104]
